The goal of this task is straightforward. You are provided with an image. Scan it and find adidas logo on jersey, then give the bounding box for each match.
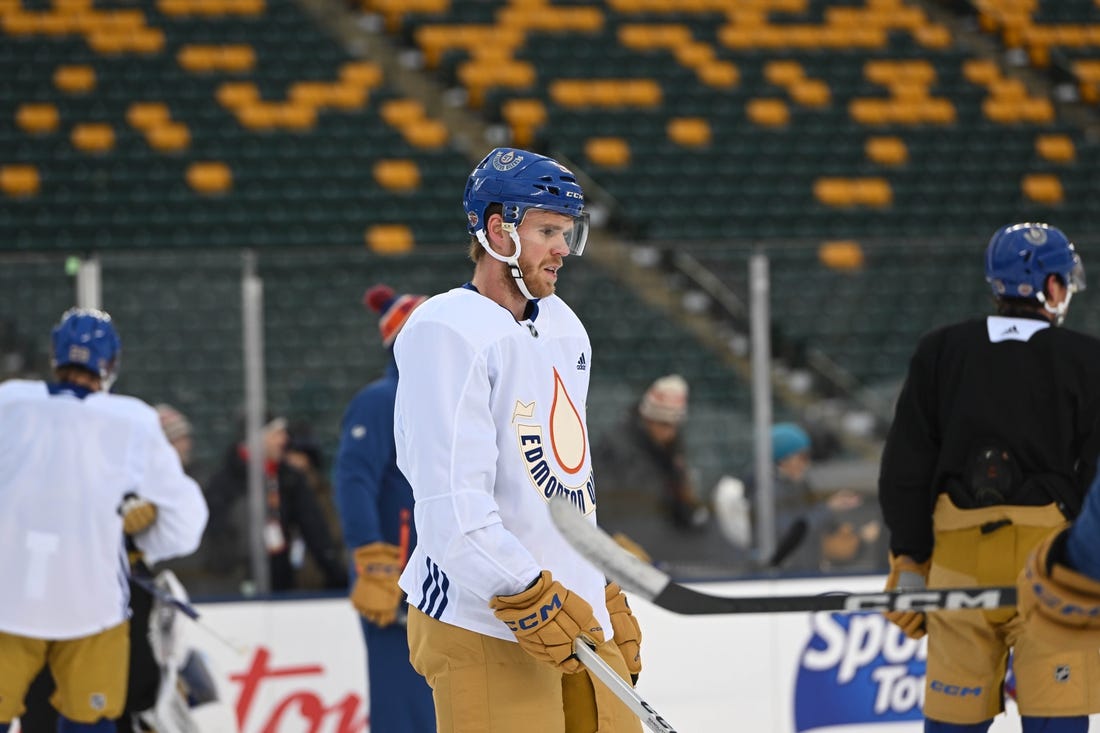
[1001,325,1019,336]
[576,353,586,371]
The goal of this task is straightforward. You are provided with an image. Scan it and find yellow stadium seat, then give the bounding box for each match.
[982,97,1017,123]
[236,103,279,130]
[673,42,715,67]
[340,61,384,89]
[146,122,190,151]
[813,178,855,207]
[855,178,892,206]
[789,79,830,107]
[365,224,414,254]
[501,98,547,148]
[178,46,219,72]
[1036,134,1075,162]
[380,99,426,127]
[915,24,952,48]
[456,60,537,107]
[277,104,317,130]
[849,98,889,125]
[696,61,739,88]
[865,136,908,165]
[618,24,692,50]
[71,122,115,152]
[126,102,171,130]
[667,117,711,147]
[818,240,865,270]
[326,83,369,110]
[216,82,260,109]
[963,59,1001,85]
[1021,97,1054,123]
[129,28,166,54]
[401,119,449,148]
[373,160,421,192]
[764,60,804,86]
[218,45,256,72]
[0,164,41,197]
[16,103,60,134]
[1022,173,1063,204]
[186,161,232,194]
[288,82,332,107]
[746,98,789,127]
[923,98,957,124]
[54,65,96,94]
[585,137,631,167]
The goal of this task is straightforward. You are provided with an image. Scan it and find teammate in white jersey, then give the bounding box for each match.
[394,147,643,732]
[0,308,208,733]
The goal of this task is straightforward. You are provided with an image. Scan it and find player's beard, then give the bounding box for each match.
[504,254,558,299]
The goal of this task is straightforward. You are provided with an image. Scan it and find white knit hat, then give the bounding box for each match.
[638,374,689,425]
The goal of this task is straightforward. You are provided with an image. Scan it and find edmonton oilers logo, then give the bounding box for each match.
[1024,226,1048,245]
[493,150,523,171]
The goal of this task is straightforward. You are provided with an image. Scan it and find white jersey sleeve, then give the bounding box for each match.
[394,315,542,601]
[127,403,208,565]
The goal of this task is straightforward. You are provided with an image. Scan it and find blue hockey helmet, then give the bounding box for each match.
[985,223,1084,323]
[463,148,588,252]
[463,148,590,300]
[51,307,121,389]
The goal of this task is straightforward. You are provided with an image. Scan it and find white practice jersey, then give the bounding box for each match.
[394,286,610,643]
[0,380,208,639]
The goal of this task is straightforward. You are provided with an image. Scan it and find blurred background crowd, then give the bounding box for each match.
[6,0,1100,593]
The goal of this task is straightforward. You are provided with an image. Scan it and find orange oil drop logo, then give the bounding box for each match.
[550,367,586,475]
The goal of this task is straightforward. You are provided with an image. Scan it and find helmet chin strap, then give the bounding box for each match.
[476,226,537,301]
[1038,290,1072,326]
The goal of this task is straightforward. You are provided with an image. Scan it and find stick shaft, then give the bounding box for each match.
[573,639,678,733]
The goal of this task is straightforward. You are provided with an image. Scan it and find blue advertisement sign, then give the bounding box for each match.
[795,612,926,731]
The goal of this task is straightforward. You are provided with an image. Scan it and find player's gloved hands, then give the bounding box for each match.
[884,553,930,639]
[605,581,642,684]
[351,542,403,627]
[119,493,158,535]
[490,570,605,674]
[1017,528,1100,649]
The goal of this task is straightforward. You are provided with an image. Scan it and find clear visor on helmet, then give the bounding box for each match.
[510,206,590,257]
[1068,255,1086,293]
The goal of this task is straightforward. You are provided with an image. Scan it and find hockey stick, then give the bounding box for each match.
[573,638,677,733]
[131,574,249,655]
[549,497,1017,615]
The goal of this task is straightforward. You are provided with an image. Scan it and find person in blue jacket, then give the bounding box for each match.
[334,284,434,733]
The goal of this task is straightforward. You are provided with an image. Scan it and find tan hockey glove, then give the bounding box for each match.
[883,553,930,639]
[120,494,158,535]
[605,581,642,683]
[490,570,605,674]
[612,532,652,563]
[351,542,403,627]
[1017,528,1100,650]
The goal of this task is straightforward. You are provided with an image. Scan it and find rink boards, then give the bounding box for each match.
[178,575,1094,732]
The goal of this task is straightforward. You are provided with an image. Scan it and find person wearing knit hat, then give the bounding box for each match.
[363,284,427,348]
[156,403,194,470]
[593,374,727,574]
[334,283,434,732]
[638,374,689,426]
[772,422,811,465]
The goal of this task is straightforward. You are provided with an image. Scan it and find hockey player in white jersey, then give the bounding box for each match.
[0,308,208,733]
[394,147,643,732]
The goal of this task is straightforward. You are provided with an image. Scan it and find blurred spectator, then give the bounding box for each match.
[753,422,885,573]
[202,415,345,594]
[155,403,194,473]
[593,375,737,574]
[285,423,346,588]
[333,283,434,733]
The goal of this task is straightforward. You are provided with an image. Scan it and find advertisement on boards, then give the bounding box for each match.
[18,577,1088,732]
